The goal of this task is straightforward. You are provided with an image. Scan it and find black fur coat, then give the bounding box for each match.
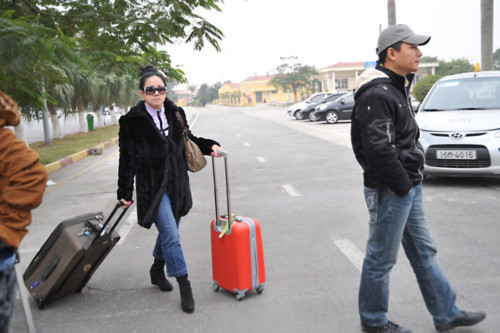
[117,99,219,229]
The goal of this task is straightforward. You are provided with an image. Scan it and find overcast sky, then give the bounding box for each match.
[164,0,500,89]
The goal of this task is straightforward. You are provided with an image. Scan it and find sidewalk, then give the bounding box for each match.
[44,137,118,174]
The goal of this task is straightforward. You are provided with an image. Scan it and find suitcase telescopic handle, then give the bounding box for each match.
[92,201,133,244]
[211,150,231,229]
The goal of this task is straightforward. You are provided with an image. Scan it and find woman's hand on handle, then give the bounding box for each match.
[119,199,132,209]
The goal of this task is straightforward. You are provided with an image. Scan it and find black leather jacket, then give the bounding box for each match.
[351,63,424,196]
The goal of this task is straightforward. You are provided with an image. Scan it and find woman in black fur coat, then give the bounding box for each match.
[117,66,221,313]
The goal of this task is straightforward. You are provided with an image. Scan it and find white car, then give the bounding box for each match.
[416,71,500,176]
[287,92,333,120]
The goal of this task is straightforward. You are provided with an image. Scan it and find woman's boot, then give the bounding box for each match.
[150,258,173,291]
[176,274,194,313]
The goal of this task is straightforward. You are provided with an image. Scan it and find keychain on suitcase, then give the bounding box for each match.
[210,150,266,301]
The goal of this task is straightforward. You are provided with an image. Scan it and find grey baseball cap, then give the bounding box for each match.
[376,24,431,55]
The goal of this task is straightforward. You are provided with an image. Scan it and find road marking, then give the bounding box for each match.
[282,184,302,197]
[256,156,267,163]
[190,113,200,129]
[243,142,251,146]
[333,239,364,272]
[117,208,137,245]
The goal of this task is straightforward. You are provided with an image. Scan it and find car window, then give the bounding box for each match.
[310,94,326,102]
[344,94,354,104]
[423,77,500,111]
[326,93,344,102]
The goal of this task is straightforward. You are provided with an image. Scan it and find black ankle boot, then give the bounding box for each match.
[176,274,194,313]
[150,259,173,292]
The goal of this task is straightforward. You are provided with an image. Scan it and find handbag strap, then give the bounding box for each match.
[175,111,189,139]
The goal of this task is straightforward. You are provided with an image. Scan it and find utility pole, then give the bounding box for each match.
[481,0,494,71]
[388,0,396,26]
[41,80,51,144]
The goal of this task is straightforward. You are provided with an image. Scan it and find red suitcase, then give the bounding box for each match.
[210,151,265,301]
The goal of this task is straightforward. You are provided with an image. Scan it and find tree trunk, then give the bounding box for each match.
[481,0,494,71]
[110,104,118,125]
[95,106,104,128]
[75,94,87,133]
[13,117,28,144]
[388,0,396,26]
[47,102,63,139]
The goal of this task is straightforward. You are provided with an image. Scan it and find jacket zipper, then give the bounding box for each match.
[386,122,392,143]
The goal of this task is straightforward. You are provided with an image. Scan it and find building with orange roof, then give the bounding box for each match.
[318,61,439,92]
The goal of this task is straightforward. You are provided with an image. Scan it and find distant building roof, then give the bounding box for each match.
[174,89,197,96]
[242,74,276,82]
[224,83,241,89]
[320,62,366,71]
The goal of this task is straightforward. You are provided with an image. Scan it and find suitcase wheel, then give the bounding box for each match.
[256,285,264,294]
[36,298,46,310]
[212,282,220,292]
[235,291,245,301]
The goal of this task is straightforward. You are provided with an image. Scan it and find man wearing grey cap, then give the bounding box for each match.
[351,24,486,333]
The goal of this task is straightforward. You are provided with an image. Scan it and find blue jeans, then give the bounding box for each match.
[0,261,17,333]
[152,192,187,278]
[359,185,461,327]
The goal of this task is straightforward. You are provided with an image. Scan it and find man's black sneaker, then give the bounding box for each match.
[435,311,486,331]
[361,321,411,333]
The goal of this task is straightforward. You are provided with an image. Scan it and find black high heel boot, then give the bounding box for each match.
[150,259,173,292]
[176,274,194,313]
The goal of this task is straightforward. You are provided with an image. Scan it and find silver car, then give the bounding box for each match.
[287,92,333,120]
[416,71,500,176]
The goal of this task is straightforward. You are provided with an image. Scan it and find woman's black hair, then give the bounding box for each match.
[378,41,403,65]
[138,65,167,91]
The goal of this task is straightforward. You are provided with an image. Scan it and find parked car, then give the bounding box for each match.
[416,71,500,176]
[313,91,355,124]
[287,92,333,120]
[303,92,347,121]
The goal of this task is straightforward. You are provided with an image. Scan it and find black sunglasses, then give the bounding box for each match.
[143,86,167,95]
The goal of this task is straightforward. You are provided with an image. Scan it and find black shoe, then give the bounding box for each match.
[176,274,195,313]
[361,321,411,333]
[435,311,486,331]
[150,260,173,292]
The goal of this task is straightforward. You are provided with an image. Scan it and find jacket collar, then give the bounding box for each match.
[376,62,415,96]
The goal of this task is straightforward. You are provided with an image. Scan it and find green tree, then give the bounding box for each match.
[413,75,442,102]
[493,48,500,70]
[269,56,318,102]
[436,58,474,76]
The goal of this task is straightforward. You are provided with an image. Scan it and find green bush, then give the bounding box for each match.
[413,75,442,102]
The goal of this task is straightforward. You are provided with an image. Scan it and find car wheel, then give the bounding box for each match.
[326,111,338,124]
[309,111,318,122]
[294,111,304,120]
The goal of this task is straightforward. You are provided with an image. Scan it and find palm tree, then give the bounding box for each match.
[481,0,494,71]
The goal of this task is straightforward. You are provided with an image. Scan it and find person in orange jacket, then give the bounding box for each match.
[0,90,47,331]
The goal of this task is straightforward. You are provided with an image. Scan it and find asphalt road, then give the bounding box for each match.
[10,104,499,333]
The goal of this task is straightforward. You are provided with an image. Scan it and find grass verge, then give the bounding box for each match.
[31,125,119,165]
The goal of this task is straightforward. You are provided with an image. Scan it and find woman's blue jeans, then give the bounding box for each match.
[152,192,187,278]
[359,185,461,327]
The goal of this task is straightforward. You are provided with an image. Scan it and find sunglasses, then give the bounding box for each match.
[143,86,167,95]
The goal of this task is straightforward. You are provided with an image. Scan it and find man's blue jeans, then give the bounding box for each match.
[359,185,461,327]
[152,192,188,278]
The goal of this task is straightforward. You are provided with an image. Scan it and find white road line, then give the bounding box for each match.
[333,239,365,272]
[256,156,267,163]
[282,184,302,197]
[243,142,251,146]
[189,113,200,129]
[117,209,137,245]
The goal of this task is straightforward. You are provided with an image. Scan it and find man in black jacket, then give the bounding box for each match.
[351,24,486,333]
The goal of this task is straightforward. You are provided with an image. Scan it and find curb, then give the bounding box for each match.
[45,137,118,174]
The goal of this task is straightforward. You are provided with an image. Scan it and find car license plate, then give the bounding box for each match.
[436,150,476,159]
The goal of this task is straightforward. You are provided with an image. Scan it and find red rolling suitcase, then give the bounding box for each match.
[210,151,265,301]
[23,202,132,308]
